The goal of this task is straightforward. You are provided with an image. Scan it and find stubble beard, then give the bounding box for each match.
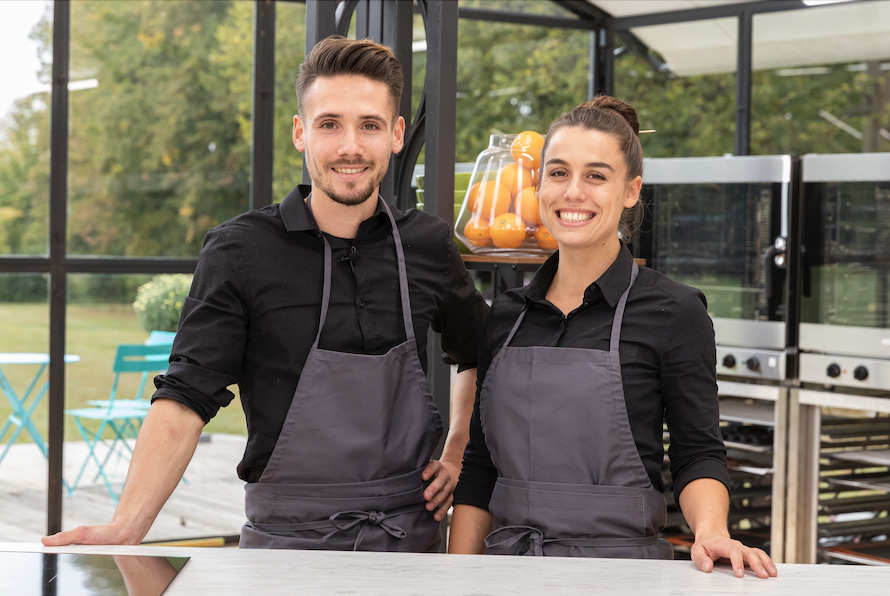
[310,159,389,207]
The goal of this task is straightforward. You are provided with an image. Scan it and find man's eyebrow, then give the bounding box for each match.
[315,113,388,124]
[545,158,614,171]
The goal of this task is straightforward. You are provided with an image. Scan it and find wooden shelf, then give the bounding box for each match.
[461,255,647,266]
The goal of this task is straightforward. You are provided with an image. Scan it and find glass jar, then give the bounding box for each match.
[454,133,556,256]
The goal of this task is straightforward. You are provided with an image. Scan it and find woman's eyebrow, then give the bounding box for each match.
[545,157,614,171]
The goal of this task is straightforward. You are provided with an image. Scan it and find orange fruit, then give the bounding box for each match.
[534,224,558,250]
[468,180,512,220]
[463,217,491,247]
[496,163,536,198]
[511,130,544,171]
[489,213,527,249]
[515,187,542,225]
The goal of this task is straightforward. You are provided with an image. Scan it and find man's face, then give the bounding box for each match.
[293,75,405,207]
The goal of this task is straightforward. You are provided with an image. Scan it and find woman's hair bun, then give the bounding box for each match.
[582,96,640,136]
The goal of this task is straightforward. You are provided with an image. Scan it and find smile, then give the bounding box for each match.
[557,210,594,223]
[332,167,368,174]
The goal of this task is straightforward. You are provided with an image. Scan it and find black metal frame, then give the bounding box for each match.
[2,0,879,540]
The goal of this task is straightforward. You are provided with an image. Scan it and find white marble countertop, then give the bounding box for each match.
[2,542,888,595]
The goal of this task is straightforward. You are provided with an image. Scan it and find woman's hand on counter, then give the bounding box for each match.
[691,533,778,579]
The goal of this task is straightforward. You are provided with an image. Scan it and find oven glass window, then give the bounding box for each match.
[801,182,890,328]
[649,182,784,322]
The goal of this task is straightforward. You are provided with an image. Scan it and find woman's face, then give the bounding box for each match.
[537,126,641,253]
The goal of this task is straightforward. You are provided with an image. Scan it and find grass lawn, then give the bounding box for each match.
[0,303,247,444]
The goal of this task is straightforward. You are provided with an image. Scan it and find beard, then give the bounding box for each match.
[308,157,389,207]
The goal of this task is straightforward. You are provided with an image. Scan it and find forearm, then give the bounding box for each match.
[108,398,204,543]
[678,478,731,538]
[440,367,476,464]
[448,504,492,554]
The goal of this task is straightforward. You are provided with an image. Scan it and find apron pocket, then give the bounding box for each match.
[491,478,663,540]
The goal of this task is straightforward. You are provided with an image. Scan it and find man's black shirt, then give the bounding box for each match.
[454,245,730,511]
[153,185,488,482]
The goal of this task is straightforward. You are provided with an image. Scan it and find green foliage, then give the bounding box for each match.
[0,274,47,302]
[454,15,591,162]
[132,273,193,332]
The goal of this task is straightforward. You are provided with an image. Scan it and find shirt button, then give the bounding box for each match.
[359,301,365,308]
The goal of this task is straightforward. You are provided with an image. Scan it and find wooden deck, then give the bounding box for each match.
[0,433,248,543]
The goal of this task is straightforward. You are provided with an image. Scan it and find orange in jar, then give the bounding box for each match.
[511,130,544,172]
[469,180,513,220]
[463,217,491,247]
[489,213,527,249]
[497,163,536,198]
[515,187,542,225]
[534,224,558,250]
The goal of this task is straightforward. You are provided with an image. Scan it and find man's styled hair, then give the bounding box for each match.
[296,35,404,121]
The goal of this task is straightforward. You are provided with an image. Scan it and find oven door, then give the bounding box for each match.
[641,156,793,359]
[799,153,890,385]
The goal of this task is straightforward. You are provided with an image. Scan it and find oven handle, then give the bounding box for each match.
[763,244,777,298]
[763,236,786,298]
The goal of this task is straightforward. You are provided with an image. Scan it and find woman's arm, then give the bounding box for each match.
[449,504,493,554]
[679,478,776,578]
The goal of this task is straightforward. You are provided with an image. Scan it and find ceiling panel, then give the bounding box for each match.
[588,0,890,76]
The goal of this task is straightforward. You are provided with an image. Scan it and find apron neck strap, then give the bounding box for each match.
[378,199,415,342]
[308,195,415,349]
[609,262,639,353]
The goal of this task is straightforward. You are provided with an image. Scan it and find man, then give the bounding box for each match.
[44,36,487,552]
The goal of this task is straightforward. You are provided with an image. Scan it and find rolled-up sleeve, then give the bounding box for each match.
[661,289,730,505]
[152,228,248,423]
[432,223,489,370]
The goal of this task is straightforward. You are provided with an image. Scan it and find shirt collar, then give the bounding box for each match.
[523,243,634,309]
[279,185,388,233]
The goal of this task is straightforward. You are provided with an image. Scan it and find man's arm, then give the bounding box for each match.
[679,478,777,578]
[421,367,476,521]
[42,399,204,545]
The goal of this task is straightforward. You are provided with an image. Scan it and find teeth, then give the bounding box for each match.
[558,211,593,223]
[334,168,365,174]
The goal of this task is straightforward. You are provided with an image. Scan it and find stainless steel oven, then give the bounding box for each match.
[639,155,797,379]
[788,153,890,565]
[639,155,797,562]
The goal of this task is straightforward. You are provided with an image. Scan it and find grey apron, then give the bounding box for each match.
[480,262,673,559]
[240,198,443,552]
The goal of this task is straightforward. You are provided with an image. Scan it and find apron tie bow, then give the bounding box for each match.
[485,525,545,556]
[322,509,408,551]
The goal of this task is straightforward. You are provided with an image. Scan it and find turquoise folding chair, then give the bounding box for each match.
[87,331,174,412]
[66,344,173,502]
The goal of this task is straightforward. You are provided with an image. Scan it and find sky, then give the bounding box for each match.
[0,0,52,121]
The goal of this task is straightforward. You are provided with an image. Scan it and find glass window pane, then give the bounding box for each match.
[63,273,246,541]
[0,274,49,541]
[0,1,52,257]
[67,1,253,258]
[273,0,306,203]
[460,0,577,18]
[455,20,591,163]
[752,4,890,155]
[613,22,736,158]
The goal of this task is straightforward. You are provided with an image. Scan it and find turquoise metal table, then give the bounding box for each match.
[0,353,80,465]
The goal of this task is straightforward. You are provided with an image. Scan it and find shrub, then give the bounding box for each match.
[132,274,193,332]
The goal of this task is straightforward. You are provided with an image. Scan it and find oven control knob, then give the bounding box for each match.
[722,354,736,368]
[854,366,869,381]
[826,363,841,378]
[746,357,760,372]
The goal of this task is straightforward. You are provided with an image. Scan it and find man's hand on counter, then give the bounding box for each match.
[42,522,140,547]
[691,533,778,579]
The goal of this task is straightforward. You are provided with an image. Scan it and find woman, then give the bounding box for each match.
[449,96,776,579]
